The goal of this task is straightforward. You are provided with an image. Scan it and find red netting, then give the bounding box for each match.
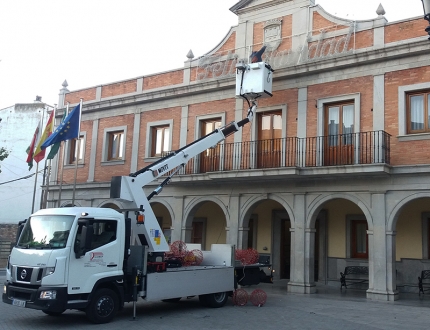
[235,248,259,265]
[165,242,203,267]
[182,249,204,266]
[232,289,248,306]
[169,241,188,258]
[250,289,267,307]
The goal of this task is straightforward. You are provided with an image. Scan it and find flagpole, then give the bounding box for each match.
[31,162,39,213]
[40,158,48,209]
[31,106,46,213]
[42,105,56,209]
[57,103,69,207]
[43,159,51,209]
[71,99,83,206]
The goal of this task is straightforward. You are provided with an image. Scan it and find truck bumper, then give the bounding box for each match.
[2,280,68,313]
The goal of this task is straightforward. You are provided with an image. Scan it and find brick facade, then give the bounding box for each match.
[40,1,430,299]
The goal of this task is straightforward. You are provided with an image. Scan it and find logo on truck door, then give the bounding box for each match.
[90,252,103,261]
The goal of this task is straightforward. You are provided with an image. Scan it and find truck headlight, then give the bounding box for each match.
[44,267,55,277]
[40,290,57,299]
[3,284,6,294]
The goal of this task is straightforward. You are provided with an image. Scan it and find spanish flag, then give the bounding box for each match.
[33,111,54,163]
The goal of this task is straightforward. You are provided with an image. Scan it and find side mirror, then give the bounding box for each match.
[75,219,94,258]
[15,219,27,245]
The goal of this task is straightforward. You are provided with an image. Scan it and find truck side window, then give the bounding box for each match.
[90,220,117,250]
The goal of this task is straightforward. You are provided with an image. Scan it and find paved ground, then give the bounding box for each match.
[2,270,430,330]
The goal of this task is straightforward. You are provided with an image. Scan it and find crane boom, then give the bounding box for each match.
[110,60,273,252]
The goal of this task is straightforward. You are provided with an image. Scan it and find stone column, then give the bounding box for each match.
[288,193,316,293]
[366,192,398,301]
[226,194,240,247]
[305,228,316,287]
[171,196,184,242]
[386,231,398,298]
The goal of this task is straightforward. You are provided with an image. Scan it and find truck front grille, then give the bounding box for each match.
[16,267,33,282]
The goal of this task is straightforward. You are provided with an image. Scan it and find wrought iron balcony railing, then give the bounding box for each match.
[163,130,390,175]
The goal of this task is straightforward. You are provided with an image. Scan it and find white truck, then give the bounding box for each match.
[2,60,274,323]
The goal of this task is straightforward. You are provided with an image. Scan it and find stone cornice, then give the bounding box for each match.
[233,0,293,15]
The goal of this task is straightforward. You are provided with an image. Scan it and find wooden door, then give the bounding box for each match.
[200,119,222,172]
[257,111,282,168]
[351,220,368,259]
[192,222,203,244]
[324,103,354,165]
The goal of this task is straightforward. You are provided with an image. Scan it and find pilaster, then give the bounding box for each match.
[130,112,141,173]
[87,119,99,182]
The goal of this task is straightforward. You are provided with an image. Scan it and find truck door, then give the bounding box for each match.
[68,219,121,294]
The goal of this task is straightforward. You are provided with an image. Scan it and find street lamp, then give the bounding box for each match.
[421,0,430,39]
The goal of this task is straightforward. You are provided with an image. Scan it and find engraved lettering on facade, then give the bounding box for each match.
[195,23,354,81]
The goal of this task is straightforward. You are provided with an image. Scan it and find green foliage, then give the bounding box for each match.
[27,236,48,248]
[0,147,10,173]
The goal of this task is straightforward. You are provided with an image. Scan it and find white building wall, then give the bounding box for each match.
[0,103,49,224]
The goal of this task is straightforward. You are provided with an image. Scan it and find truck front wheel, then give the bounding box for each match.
[199,292,228,308]
[86,288,118,324]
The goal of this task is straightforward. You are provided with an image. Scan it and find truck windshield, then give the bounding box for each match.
[16,215,75,249]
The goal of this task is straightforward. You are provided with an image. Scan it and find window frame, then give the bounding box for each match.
[145,119,173,160]
[151,125,170,157]
[78,219,118,251]
[399,83,430,140]
[102,126,127,164]
[317,94,360,166]
[107,131,124,161]
[406,90,430,134]
[317,94,361,137]
[194,113,226,173]
[64,132,86,166]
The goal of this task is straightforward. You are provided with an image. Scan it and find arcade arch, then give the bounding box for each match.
[183,200,227,250]
[306,196,370,287]
[387,196,430,290]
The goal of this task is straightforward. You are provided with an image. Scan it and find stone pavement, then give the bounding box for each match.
[1,270,430,330]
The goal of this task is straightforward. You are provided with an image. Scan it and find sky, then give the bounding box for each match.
[0,0,426,111]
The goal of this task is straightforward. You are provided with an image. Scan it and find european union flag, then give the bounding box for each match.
[41,103,81,150]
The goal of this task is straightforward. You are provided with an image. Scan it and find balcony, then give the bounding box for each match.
[164,130,391,180]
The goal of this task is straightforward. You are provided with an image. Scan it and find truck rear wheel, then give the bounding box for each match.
[86,288,118,324]
[199,292,228,308]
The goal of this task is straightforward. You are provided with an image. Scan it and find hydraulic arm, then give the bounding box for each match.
[110,59,274,252]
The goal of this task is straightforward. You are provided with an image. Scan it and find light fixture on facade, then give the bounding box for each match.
[421,0,430,39]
